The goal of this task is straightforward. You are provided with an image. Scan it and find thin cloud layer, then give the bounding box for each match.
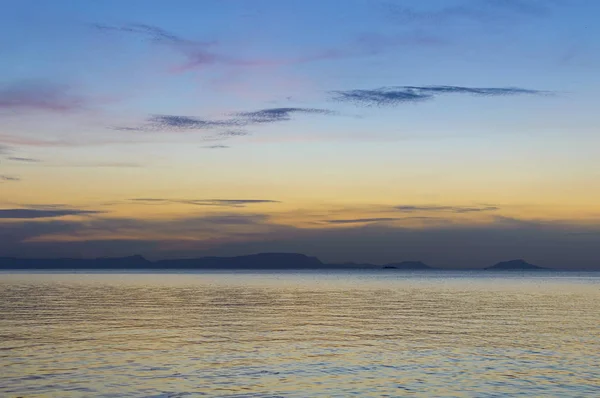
[218,130,249,137]
[59,162,143,168]
[395,205,499,213]
[93,22,279,72]
[7,157,41,163]
[323,217,403,224]
[0,81,87,113]
[0,208,102,219]
[234,108,335,123]
[385,0,555,25]
[0,134,131,148]
[2,214,599,269]
[146,115,241,131]
[92,22,441,74]
[197,130,250,143]
[117,108,334,133]
[130,198,280,207]
[0,175,20,182]
[112,115,239,132]
[93,23,195,44]
[331,85,548,106]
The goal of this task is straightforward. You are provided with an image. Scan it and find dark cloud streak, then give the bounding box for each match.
[116,108,334,133]
[145,115,242,131]
[323,217,404,224]
[0,208,102,219]
[0,175,21,182]
[234,108,334,123]
[7,157,41,163]
[130,198,280,207]
[395,205,499,213]
[331,85,549,106]
[92,23,195,44]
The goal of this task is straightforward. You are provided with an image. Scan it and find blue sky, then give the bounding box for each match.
[1,0,600,268]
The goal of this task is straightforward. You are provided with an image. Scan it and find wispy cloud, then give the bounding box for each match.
[331,85,549,106]
[323,217,404,224]
[218,130,249,137]
[58,162,143,168]
[114,114,237,133]
[189,130,251,143]
[147,115,241,131]
[0,134,146,148]
[92,22,276,73]
[0,212,279,258]
[17,204,71,210]
[0,145,11,155]
[130,198,280,207]
[92,23,200,44]
[233,108,334,123]
[0,175,21,182]
[198,214,270,225]
[0,135,83,148]
[93,22,443,75]
[203,145,230,149]
[384,0,556,26]
[0,81,87,113]
[7,157,41,163]
[0,208,102,219]
[395,205,499,213]
[116,108,334,133]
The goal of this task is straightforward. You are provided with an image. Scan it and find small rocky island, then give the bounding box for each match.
[485,259,549,271]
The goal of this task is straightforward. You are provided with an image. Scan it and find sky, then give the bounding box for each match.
[1,0,600,269]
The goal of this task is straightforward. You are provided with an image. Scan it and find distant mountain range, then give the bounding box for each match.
[0,253,553,270]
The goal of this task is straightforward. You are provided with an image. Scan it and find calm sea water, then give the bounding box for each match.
[1,271,599,397]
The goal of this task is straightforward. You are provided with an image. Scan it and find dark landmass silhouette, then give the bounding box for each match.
[0,253,327,270]
[0,253,556,270]
[327,262,379,269]
[382,261,432,270]
[155,253,325,269]
[0,254,152,270]
[485,259,548,271]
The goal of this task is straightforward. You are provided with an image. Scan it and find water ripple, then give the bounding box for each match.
[1,271,599,396]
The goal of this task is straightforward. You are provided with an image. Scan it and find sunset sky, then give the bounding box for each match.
[1,0,599,268]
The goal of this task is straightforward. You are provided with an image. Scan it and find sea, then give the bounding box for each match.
[1,270,599,397]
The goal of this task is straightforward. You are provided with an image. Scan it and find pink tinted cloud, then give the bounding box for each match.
[169,47,350,74]
[0,82,88,113]
[94,23,443,74]
[0,134,146,148]
[169,49,285,74]
[0,134,74,147]
[205,68,318,101]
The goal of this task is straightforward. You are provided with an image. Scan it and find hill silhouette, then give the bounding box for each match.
[0,253,326,270]
[0,254,554,270]
[485,259,548,271]
[155,253,324,269]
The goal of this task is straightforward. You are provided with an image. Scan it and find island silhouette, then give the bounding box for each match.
[0,253,553,270]
[484,259,547,271]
